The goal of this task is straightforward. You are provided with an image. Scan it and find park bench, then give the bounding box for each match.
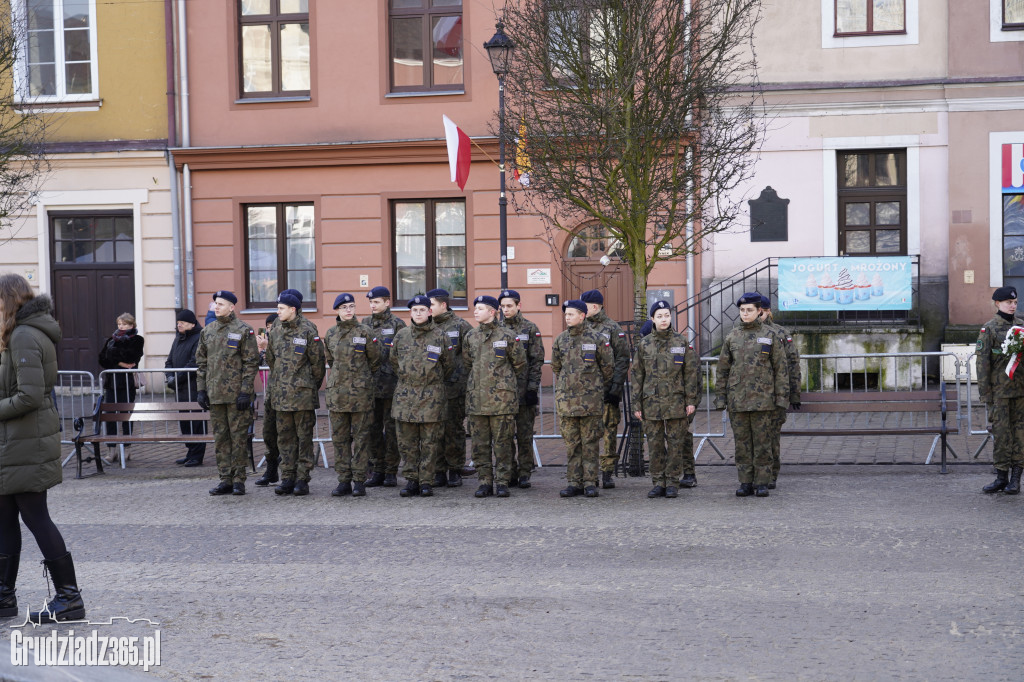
[780,383,959,473]
[72,399,255,479]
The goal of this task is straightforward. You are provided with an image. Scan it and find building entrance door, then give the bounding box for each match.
[562,223,634,327]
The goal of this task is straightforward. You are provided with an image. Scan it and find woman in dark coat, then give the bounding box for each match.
[0,273,85,623]
[164,309,206,466]
[98,311,145,462]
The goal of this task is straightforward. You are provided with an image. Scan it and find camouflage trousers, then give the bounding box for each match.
[600,402,622,473]
[368,397,400,476]
[561,414,602,488]
[330,410,374,483]
[277,409,317,483]
[990,397,1024,470]
[436,396,467,472]
[644,418,692,486]
[397,420,443,484]
[262,401,280,463]
[770,407,788,480]
[468,414,515,486]
[509,403,537,480]
[210,403,253,484]
[730,410,774,486]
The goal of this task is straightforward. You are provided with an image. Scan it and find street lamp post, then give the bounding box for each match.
[484,20,514,290]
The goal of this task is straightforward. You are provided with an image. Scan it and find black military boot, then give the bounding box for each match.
[1006,466,1023,495]
[735,483,754,497]
[495,484,510,498]
[433,471,447,487]
[678,473,697,488]
[584,485,600,498]
[292,480,310,496]
[665,486,678,498]
[983,469,1009,493]
[648,485,666,498]
[332,481,352,497]
[767,479,777,490]
[559,486,582,498]
[30,553,85,624]
[275,479,296,495]
[209,481,233,496]
[382,473,398,487]
[0,553,19,618]
[755,485,770,497]
[232,482,245,496]
[365,471,385,487]
[255,459,279,487]
[351,481,366,497]
[602,471,615,489]
[518,474,532,489]
[474,484,494,498]
[399,479,419,497]
[447,470,463,487]
[419,484,433,497]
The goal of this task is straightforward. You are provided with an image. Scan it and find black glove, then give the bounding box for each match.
[165,376,176,390]
[236,393,252,412]
[196,390,210,410]
[790,401,801,411]
[603,388,621,406]
[523,389,539,406]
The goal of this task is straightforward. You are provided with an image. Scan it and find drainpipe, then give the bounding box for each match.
[165,0,181,308]
[183,164,195,311]
[177,0,194,310]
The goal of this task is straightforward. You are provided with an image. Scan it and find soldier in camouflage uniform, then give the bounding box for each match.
[465,295,527,498]
[581,290,630,489]
[324,293,381,498]
[254,312,280,486]
[977,286,1024,494]
[390,295,454,497]
[631,300,701,499]
[715,292,790,498]
[266,291,326,497]
[428,288,474,487]
[759,295,802,489]
[499,289,545,488]
[196,290,259,496]
[362,286,405,488]
[552,299,614,498]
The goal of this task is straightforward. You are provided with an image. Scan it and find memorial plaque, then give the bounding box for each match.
[749,186,789,242]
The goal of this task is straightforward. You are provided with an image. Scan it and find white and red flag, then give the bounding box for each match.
[442,115,471,191]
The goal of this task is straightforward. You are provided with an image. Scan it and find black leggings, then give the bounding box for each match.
[0,492,68,561]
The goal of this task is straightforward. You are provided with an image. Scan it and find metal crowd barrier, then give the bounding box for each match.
[56,371,98,467]
[960,352,993,460]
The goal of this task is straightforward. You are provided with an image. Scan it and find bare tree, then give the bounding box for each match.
[0,10,52,244]
[499,0,765,323]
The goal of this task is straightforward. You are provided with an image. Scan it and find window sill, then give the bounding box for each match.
[15,98,102,113]
[833,31,907,38]
[234,96,312,104]
[385,90,465,99]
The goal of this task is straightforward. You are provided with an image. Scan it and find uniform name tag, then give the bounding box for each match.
[383,328,394,335]
[670,346,687,354]
[353,336,367,353]
[582,343,597,351]
[493,339,507,358]
[757,337,772,345]
[293,337,307,345]
[226,332,241,349]
[493,340,508,348]
[517,334,529,342]
[582,342,597,363]
[426,344,442,363]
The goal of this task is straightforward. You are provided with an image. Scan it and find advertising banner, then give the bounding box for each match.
[777,257,912,311]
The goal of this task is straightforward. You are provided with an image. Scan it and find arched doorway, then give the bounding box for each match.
[562,223,634,325]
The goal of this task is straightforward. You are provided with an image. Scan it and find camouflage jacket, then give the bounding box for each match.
[265,313,327,412]
[763,320,802,403]
[551,324,613,417]
[586,310,630,388]
[324,317,381,413]
[196,313,260,404]
[432,310,473,399]
[630,328,701,421]
[977,313,1024,402]
[714,319,789,413]
[501,312,545,398]
[464,320,527,416]
[390,319,454,422]
[361,309,406,399]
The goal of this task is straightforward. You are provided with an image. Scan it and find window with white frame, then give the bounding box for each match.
[1004,0,1024,29]
[835,0,905,36]
[16,0,97,101]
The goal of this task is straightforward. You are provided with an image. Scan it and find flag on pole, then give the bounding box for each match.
[514,119,531,187]
[442,115,471,191]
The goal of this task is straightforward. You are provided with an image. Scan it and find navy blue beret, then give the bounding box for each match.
[737,292,762,307]
[367,286,391,299]
[213,290,237,305]
[426,288,450,299]
[498,289,521,303]
[580,289,603,305]
[277,292,301,309]
[563,299,587,314]
[333,293,355,309]
[280,288,303,304]
[993,286,1017,301]
[408,294,431,308]
[474,295,499,310]
[759,295,771,309]
[649,300,671,317]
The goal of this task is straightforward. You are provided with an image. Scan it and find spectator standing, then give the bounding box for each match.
[98,312,144,463]
[165,309,206,467]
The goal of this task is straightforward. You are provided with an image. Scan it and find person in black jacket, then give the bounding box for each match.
[98,312,145,463]
[165,310,206,467]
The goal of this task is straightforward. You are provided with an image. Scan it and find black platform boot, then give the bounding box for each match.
[983,469,1009,494]
[30,553,85,624]
[1005,466,1023,495]
[0,553,18,618]
[255,458,279,487]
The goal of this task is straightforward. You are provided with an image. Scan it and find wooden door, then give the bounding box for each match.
[561,223,634,328]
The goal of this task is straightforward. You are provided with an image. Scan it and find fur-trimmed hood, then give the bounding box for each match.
[14,295,61,346]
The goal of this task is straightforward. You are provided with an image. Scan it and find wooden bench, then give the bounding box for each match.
[72,400,255,479]
[780,383,959,473]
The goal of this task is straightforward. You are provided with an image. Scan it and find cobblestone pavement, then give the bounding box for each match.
[2,440,1022,680]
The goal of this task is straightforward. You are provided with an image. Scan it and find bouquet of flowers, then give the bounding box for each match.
[1001,326,1024,378]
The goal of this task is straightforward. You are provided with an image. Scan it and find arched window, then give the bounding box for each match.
[566,223,624,260]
